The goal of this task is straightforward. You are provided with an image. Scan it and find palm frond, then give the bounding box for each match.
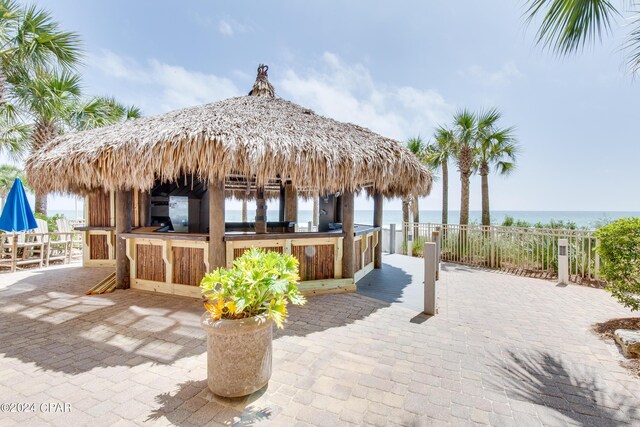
[525,0,620,55]
[13,4,82,70]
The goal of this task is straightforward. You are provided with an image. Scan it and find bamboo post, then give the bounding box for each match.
[115,190,132,289]
[138,190,151,227]
[284,182,298,224]
[255,187,267,234]
[373,192,383,268]
[342,190,355,279]
[209,180,226,270]
[278,184,285,222]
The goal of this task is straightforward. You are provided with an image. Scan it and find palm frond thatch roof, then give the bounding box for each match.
[26,65,432,198]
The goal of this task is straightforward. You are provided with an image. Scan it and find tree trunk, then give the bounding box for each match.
[34,190,48,215]
[442,159,448,225]
[241,200,247,222]
[411,196,419,223]
[458,145,473,226]
[459,172,470,226]
[480,162,490,226]
[401,197,410,254]
[31,120,58,217]
[401,198,410,224]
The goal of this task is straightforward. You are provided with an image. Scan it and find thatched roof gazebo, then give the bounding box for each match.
[27,65,432,296]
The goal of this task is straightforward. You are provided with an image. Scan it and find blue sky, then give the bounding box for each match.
[33,0,639,212]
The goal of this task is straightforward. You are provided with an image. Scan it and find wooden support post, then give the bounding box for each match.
[284,182,298,223]
[255,187,267,234]
[209,180,226,270]
[115,190,132,289]
[342,191,355,279]
[279,184,285,222]
[138,191,151,227]
[373,192,383,269]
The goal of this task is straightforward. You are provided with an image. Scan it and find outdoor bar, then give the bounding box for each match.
[26,65,432,298]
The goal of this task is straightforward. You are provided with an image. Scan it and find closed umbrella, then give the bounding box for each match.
[0,178,37,232]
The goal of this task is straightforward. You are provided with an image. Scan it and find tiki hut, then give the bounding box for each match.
[26,65,432,297]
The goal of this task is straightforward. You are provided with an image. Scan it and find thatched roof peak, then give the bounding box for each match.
[248,64,275,97]
[26,65,432,199]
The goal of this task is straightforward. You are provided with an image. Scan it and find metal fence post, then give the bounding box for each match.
[490,227,496,268]
[432,230,441,280]
[594,238,600,280]
[558,238,569,285]
[424,242,437,315]
[389,224,396,254]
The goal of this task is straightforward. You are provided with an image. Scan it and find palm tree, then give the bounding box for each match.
[0,102,29,159]
[0,163,28,210]
[70,96,141,130]
[12,70,81,214]
[0,1,81,105]
[451,110,476,226]
[14,71,140,214]
[475,109,519,226]
[402,136,427,224]
[525,0,640,74]
[425,127,455,225]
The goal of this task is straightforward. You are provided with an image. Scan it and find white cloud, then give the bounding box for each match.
[87,50,241,114]
[87,50,452,140]
[218,20,233,36]
[461,61,523,86]
[279,52,453,140]
[217,18,247,37]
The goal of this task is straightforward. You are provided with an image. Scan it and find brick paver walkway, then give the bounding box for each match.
[0,255,639,426]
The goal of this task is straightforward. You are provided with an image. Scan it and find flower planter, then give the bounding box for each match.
[200,312,273,398]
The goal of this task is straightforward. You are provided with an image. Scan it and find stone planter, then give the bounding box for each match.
[201,313,273,397]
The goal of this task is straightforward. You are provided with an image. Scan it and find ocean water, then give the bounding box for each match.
[50,208,639,229]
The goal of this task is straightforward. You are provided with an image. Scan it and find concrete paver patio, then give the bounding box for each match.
[0,254,639,426]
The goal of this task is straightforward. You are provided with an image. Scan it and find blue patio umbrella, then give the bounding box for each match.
[0,178,37,232]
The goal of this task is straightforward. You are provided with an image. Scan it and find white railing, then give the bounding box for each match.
[402,222,602,285]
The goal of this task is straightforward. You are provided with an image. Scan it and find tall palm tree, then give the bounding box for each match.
[0,1,81,105]
[452,110,476,226]
[475,109,519,226]
[13,70,81,214]
[406,137,427,224]
[525,0,640,74]
[425,127,455,225]
[14,71,140,214]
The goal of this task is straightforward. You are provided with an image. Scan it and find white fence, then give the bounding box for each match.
[401,223,602,285]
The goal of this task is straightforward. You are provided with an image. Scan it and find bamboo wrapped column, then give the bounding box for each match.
[255,187,267,234]
[115,190,132,289]
[279,184,285,222]
[342,190,355,279]
[138,190,151,227]
[284,182,298,223]
[373,193,383,269]
[209,180,226,269]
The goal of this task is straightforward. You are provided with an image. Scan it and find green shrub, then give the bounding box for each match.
[595,218,640,311]
[200,248,306,328]
[34,213,64,232]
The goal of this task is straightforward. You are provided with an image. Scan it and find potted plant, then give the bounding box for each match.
[200,248,306,397]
